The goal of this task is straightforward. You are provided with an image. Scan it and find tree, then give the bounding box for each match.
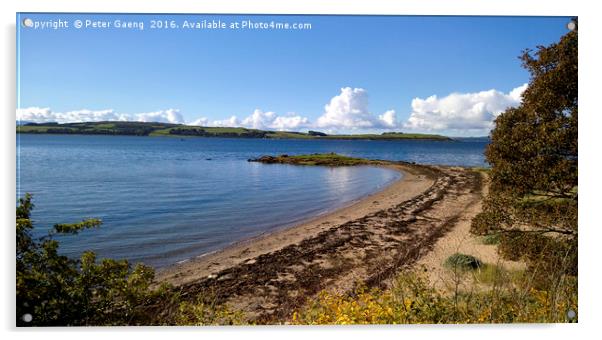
[472,23,578,287]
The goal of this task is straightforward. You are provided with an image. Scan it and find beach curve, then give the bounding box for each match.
[156,159,484,323]
[157,162,429,285]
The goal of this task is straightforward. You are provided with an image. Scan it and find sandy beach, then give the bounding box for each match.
[156,161,484,323]
[157,163,433,285]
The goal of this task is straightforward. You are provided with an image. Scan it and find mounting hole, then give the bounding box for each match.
[567,20,576,31]
[22,313,32,323]
[22,18,33,28]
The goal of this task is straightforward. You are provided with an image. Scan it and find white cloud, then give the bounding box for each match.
[18,84,529,136]
[242,109,309,130]
[133,109,184,124]
[378,110,397,128]
[17,107,126,123]
[315,87,398,130]
[271,114,310,130]
[213,116,241,127]
[509,83,529,102]
[241,109,277,129]
[190,115,240,127]
[16,107,184,124]
[191,109,309,131]
[403,84,528,133]
[189,117,209,126]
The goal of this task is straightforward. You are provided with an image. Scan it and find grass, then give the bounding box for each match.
[444,253,483,271]
[17,121,451,140]
[472,263,524,286]
[482,234,501,245]
[291,270,577,324]
[250,153,378,166]
[320,132,450,141]
[472,167,491,174]
[18,125,75,133]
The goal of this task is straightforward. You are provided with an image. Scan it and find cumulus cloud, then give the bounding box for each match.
[241,109,276,129]
[17,107,125,124]
[316,87,398,130]
[213,116,241,127]
[133,109,184,124]
[188,117,209,126]
[242,109,309,130]
[17,107,185,124]
[18,84,529,136]
[190,115,240,127]
[191,109,309,131]
[403,84,528,133]
[378,110,397,129]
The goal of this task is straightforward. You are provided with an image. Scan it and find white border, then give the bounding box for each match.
[2,1,600,339]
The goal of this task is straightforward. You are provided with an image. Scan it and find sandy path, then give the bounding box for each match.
[414,172,525,293]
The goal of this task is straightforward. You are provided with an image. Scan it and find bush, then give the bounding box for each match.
[292,271,577,324]
[444,253,482,271]
[482,234,501,245]
[16,194,244,326]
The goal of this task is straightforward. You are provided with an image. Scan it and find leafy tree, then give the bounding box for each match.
[472,23,578,288]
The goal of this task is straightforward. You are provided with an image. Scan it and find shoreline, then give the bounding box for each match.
[154,158,484,322]
[168,164,403,265]
[156,162,433,286]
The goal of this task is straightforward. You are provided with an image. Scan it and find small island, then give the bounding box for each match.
[16,121,452,141]
[248,153,385,166]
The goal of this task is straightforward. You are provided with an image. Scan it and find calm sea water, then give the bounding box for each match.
[16,134,488,268]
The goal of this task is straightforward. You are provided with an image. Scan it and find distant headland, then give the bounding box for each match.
[16,121,452,141]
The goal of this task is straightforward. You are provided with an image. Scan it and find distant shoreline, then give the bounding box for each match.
[16,121,453,141]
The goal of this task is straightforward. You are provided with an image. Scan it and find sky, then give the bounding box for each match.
[16,13,572,136]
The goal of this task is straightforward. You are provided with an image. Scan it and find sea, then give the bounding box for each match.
[16,134,489,268]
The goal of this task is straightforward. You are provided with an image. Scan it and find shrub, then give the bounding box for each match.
[482,234,501,245]
[292,271,577,324]
[444,253,482,271]
[16,194,244,326]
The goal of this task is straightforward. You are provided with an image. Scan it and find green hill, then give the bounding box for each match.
[16,121,451,141]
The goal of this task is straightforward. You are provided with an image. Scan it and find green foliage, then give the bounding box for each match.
[485,28,577,198]
[444,253,483,271]
[471,263,524,286]
[53,218,102,234]
[481,233,501,245]
[292,271,577,324]
[166,127,268,138]
[176,297,245,326]
[471,23,578,311]
[250,153,379,166]
[16,194,243,326]
[16,194,169,326]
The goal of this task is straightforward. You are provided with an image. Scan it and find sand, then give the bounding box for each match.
[155,161,487,323]
[415,172,526,293]
[156,163,433,286]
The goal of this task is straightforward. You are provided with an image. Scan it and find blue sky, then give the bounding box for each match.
[17,14,571,136]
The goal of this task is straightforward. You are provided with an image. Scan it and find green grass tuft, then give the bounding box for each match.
[482,234,501,245]
[472,263,524,286]
[444,253,483,271]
